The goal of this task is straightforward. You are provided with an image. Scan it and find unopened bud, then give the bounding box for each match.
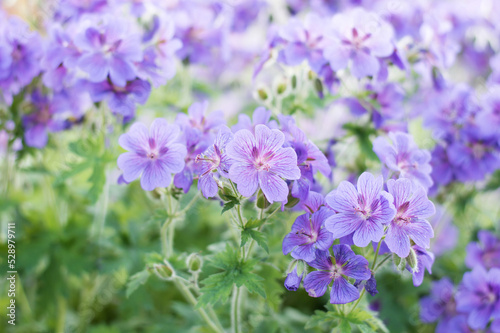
[257,88,268,101]
[407,248,419,272]
[291,75,297,89]
[393,253,406,272]
[256,190,270,209]
[186,253,203,273]
[276,82,287,95]
[284,194,300,208]
[152,261,175,281]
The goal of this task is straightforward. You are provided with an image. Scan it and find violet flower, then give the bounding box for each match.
[420,278,470,333]
[303,245,371,304]
[456,266,500,330]
[324,172,396,247]
[323,8,395,78]
[385,178,435,258]
[465,231,500,270]
[226,124,300,203]
[117,119,187,191]
[75,16,142,87]
[282,207,334,262]
[373,132,433,190]
[196,126,234,199]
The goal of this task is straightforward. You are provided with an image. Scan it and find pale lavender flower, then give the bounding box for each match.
[303,245,371,304]
[117,119,187,191]
[323,8,395,78]
[277,13,328,72]
[324,172,396,247]
[176,101,225,141]
[75,16,142,87]
[282,207,334,262]
[373,132,433,190]
[226,124,300,203]
[385,178,435,258]
[196,126,234,199]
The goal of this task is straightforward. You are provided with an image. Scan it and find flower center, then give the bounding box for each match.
[147,152,158,160]
[330,264,343,279]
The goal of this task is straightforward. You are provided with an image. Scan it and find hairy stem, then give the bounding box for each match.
[231,285,242,333]
[174,278,224,333]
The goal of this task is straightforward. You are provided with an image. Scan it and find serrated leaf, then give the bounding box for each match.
[221,196,239,215]
[246,230,269,253]
[198,245,266,306]
[245,218,265,229]
[358,323,376,333]
[126,270,150,298]
[339,320,351,333]
[147,209,171,226]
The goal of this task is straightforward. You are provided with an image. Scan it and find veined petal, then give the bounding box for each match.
[226,129,256,162]
[229,163,259,197]
[258,171,289,203]
[118,122,149,153]
[304,271,332,298]
[385,223,411,258]
[150,119,180,148]
[325,213,364,240]
[140,160,172,191]
[330,277,359,304]
[405,219,434,249]
[255,124,285,153]
[117,152,148,183]
[342,254,371,280]
[352,219,384,247]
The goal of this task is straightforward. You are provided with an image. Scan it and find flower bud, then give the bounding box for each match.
[393,253,406,272]
[152,261,175,281]
[186,253,203,273]
[406,247,419,273]
[257,88,268,101]
[285,260,306,291]
[291,75,297,89]
[256,190,271,209]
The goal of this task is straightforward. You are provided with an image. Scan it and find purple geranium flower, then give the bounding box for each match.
[176,101,225,140]
[75,16,142,87]
[385,178,435,258]
[300,191,325,214]
[226,124,301,203]
[277,13,328,72]
[196,126,234,198]
[303,245,371,304]
[285,267,303,291]
[117,119,187,191]
[456,266,500,330]
[373,132,433,190]
[324,172,396,247]
[420,278,470,333]
[429,205,458,256]
[22,91,69,149]
[283,207,334,262]
[87,78,151,121]
[465,231,500,270]
[323,8,395,78]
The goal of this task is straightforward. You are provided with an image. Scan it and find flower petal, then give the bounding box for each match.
[258,171,289,203]
[330,277,359,304]
[304,271,332,298]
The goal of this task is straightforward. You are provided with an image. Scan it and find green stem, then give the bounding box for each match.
[372,239,383,270]
[160,217,172,257]
[174,278,224,333]
[177,192,201,216]
[374,254,392,272]
[348,289,365,314]
[231,285,242,333]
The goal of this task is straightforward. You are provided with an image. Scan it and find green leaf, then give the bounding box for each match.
[147,209,171,226]
[87,161,106,203]
[358,323,376,333]
[339,320,351,333]
[221,195,240,215]
[240,219,268,253]
[244,229,269,253]
[198,245,266,306]
[126,270,150,298]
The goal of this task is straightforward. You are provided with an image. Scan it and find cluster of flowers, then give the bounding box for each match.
[0,0,265,149]
[255,1,500,190]
[117,103,438,305]
[117,105,330,202]
[420,230,500,332]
